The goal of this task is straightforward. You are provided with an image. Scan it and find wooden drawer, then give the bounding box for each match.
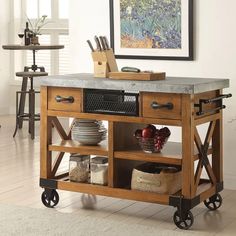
[142,92,181,119]
[48,87,82,112]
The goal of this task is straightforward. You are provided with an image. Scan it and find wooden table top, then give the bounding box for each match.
[2,44,64,50]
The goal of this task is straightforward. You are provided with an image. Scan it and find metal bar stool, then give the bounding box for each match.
[14,71,48,139]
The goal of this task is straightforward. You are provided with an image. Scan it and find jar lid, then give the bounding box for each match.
[91,156,108,164]
[70,154,90,162]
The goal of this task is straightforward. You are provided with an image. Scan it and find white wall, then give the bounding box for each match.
[0,0,11,115]
[69,0,236,189]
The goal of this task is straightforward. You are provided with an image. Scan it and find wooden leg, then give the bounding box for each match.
[40,86,52,178]
[181,94,195,199]
[212,114,223,183]
[108,121,114,188]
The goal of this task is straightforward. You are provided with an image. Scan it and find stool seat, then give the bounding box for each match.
[16,71,48,77]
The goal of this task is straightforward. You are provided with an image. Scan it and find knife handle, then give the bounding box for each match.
[86,40,95,52]
[103,36,110,50]
[99,36,106,50]
[94,36,102,51]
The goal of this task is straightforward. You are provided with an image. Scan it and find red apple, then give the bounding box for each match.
[142,127,154,138]
[147,124,156,133]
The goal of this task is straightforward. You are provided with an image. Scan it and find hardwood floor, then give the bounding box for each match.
[0,115,236,234]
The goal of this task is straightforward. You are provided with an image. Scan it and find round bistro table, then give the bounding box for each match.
[2,44,64,137]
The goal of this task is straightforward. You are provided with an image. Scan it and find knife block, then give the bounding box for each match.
[92,49,118,78]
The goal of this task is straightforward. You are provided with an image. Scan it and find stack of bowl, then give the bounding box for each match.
[72,119,107,145]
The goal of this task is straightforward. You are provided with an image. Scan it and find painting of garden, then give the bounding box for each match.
[120,0,182,49]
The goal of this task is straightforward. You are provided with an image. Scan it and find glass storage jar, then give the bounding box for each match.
[69,154,90,183]
[90,156,108,185]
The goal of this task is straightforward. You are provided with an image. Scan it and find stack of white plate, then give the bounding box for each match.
[72,119,107,145]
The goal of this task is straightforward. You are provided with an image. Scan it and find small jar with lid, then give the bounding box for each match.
[90,156,108,185]
[69,154,90,183]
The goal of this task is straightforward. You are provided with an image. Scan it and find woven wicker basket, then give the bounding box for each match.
[131,163,182,194]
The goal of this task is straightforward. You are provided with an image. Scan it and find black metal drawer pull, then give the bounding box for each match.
[195,93,232,116]
[151,101,173,110]
[55,95,74,103]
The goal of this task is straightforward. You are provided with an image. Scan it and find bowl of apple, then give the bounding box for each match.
[134,125,171,153]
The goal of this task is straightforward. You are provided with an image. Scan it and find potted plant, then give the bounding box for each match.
[27,15,49,45]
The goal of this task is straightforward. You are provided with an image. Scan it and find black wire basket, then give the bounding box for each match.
[84,89,139,116]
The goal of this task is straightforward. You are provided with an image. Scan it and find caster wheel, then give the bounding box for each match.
[81,194,97,209]
[204,193,222,211]
[41,189,59,208]
[173,210,194,230]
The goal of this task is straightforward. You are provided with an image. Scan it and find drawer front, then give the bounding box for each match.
[48,87,82,112]
[142,92,181,119]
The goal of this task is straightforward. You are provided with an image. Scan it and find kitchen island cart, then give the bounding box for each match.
[39,74,230,229]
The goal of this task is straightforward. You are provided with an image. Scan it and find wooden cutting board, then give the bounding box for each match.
[108,72,166,81]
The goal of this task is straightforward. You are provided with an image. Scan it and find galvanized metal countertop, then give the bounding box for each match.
[37,73,229,94]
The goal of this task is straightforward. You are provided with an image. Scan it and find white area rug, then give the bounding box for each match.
[0,204,214,236]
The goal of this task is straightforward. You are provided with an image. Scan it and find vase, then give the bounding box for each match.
[31,36,40,45]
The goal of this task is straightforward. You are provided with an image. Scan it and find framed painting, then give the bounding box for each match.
[110,0,193,60]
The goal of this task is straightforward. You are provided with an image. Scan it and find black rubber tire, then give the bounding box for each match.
[173,210,194,230]
[204,193,222,211]
[41,189,59,208]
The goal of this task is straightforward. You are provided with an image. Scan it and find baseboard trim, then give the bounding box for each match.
[224,174,236,190]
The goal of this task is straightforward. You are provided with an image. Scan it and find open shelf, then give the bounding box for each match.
[115,142,182,165]
[49,140,108,156]
[114,142,213,165]
[44,177,213,205]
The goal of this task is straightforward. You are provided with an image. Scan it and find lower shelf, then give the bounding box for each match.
[40,177,218,206]
[59,180,172,205]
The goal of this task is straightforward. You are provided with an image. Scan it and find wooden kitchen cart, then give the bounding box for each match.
[39,74,230,229]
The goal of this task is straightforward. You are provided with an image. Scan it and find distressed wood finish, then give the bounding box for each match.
[114,142,183,166]
[48,87,82,112]
[194,90,218,118]
[49,140,108,156]
[92,49,118,78]
[47,110,182,126]
[181,94,195,198]
[108,121,115,187]
[40,85,225,217]
[40,86,52,178]
[142,92,182,120]
[109,72,165,81]
[51,117,70,140]
[193,122,217,195]
[51,118,75,178]
[57,181,170,205]
[212,91,223,182]
[194,112,221,125]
